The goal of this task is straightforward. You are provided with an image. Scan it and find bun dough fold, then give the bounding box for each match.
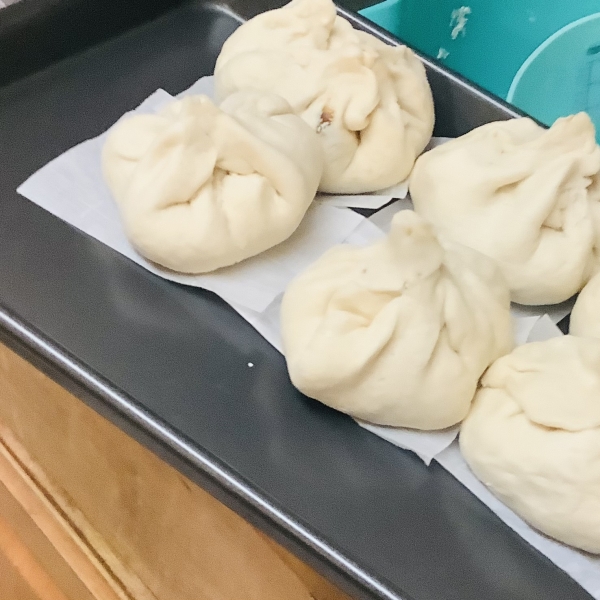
[103,92,323,273]
[215,0,434,194]
[281,211,513,429]
[410,113,600,305]
[460,336,600,554]
[571,272,600,339]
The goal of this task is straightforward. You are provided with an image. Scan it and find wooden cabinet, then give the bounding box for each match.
[0,343,352,600]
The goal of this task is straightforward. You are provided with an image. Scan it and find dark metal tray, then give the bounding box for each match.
[0,0,591,598]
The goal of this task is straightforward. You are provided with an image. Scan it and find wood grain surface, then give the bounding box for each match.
[0,342,353,600]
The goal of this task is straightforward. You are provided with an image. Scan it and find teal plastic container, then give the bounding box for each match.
[360,0,600,139]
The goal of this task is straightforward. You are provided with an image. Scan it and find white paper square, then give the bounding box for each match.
[17,88,366,313]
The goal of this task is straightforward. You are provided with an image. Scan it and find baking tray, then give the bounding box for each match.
[0,0,591,598]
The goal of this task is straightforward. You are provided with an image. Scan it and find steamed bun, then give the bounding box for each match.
[410,113,600,305]
[460,336,600,554]
[281,211,513,429]
[215,0,434,194]
[103,92,323,273]
[571,272,600,339]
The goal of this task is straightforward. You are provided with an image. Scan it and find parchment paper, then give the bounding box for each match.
[17,89,366,313]
[16,76,599,598]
